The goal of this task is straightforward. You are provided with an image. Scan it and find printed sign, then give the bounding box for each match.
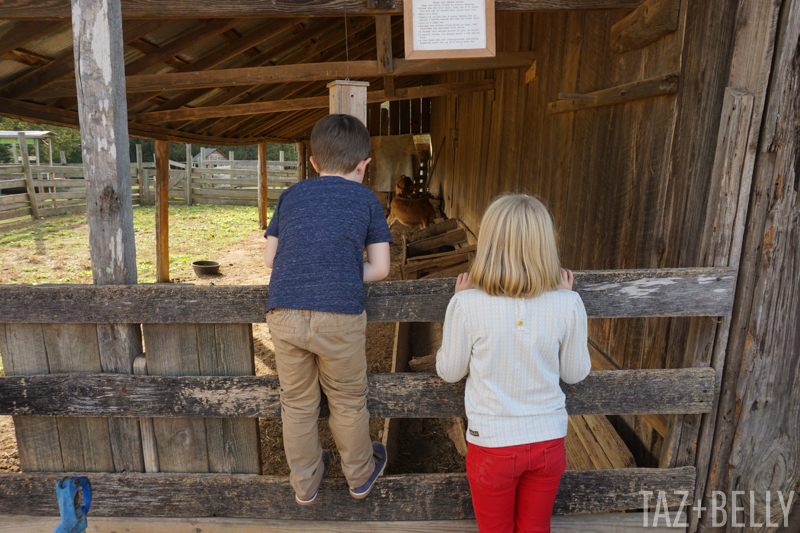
[404,0,496,60]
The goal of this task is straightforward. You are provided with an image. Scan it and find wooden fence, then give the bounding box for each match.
[0,158,298,223]
[0,267,731,524]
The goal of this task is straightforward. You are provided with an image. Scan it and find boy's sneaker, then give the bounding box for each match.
[349,442,387,499]
[295,450,330,506]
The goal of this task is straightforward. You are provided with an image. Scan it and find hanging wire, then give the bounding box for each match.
[344,8,349,79]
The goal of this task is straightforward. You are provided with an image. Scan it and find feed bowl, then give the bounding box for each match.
[192,260,221,276]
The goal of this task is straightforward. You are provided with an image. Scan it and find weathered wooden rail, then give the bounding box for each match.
[0,267,736,323]
[0,268,729,521]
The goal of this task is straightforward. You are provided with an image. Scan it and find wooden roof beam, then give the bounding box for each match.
[162,17,377,132]
[36,52,534,97]
[192,16,385,135]
[137,18,336,115]
[0,95,287,145]
[375,15,394,96]
[124,19,303,113]
[1,0,644,19]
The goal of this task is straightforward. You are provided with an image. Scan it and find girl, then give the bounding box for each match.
[436,194,591,533]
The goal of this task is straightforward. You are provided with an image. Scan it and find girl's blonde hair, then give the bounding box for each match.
[470,194,562,298]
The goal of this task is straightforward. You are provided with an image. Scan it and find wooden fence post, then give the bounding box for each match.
[258,142,268,228]
[11,142,17,164]
[72,0,143,473]
[185,143,192,206]
[17,133,39,219]
[305,140,318,178]
[297,142,306,180]
[135,144,144,206]
[155,140,170,283]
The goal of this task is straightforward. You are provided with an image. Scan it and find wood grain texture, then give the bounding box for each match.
[0,268,737,323]
[195,324,260,475]
[381,322,410,467]
[697,1,800,530]
[1,0,644,19]
[134,355,160,473]
[0,468,695,519]
[41,324,115,472]
[155,140,170,283]
[546,73,679,114]
[0,513,691,533]
[142,324,210,473]
[0,368,715,419]
[0,324,63,472]
[257,143,268,228]
[610,0,680,53]
[38,54,533,97]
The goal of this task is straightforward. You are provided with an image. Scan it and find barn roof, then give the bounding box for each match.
[0,1,633,144]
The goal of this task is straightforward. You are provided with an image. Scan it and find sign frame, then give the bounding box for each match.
[404,0,496,60]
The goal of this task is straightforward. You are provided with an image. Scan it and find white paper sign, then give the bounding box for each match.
[412,0,487,51]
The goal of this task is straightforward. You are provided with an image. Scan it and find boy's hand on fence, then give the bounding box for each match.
[559,268,574,291]
[455,272,473,294]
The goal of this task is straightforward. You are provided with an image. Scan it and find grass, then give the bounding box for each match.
[0,204,272,285]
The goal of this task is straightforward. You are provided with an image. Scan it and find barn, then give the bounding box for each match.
[0,0,798,531]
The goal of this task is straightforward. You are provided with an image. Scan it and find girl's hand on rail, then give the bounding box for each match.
[559,268,574,291]
[455,272,473,294]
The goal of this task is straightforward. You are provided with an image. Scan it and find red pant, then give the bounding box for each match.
[466,438,566,533]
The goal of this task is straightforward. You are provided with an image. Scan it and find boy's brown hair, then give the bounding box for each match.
[310,114,372,175]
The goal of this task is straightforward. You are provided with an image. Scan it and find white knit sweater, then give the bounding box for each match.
[436,288,591,448]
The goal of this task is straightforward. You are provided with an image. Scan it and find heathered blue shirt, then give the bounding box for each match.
[265,176,393,315]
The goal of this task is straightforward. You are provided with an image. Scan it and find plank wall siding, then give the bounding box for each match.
[427,8,722,466]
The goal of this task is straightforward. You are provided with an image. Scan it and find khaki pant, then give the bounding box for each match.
[267,308,375,500]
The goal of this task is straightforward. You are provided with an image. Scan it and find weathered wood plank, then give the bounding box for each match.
[0,268,737,323]
[0,368,715,419]
[610,0,680,53]
[142,324,210,473]
[0,467,696,519]
[133,355,159,473]
[196,324,261,474]
[546,73,679,114]
[257,143,268,229]
[41,324,115,472]
[382,322,410,468]
[0,513,690,533]
[0,324,64,472]
[1,0,643,19]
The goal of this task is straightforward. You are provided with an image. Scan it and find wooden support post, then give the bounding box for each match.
[133,355,159,473]
[279,150,284,171]
[155,140,170,283]
[228,150,234,161]
[257,142,268,228]
[185,143,192,206]
[327,80,370,126]
[17,133,39,219]
[135,144,144,205]
[375,15,394,97]
[297,142,306,181]
[72,0,144,473]
[305,140,318,178]
[199,147,206,169]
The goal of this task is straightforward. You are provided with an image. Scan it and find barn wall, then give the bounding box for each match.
[428,6,735,466]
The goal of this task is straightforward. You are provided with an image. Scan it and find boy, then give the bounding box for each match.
[263,114,393,505]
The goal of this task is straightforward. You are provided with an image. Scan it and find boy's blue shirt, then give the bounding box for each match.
[265,175,393,315]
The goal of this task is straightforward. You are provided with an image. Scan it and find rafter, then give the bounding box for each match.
[142,18,339,115]
[191,16,382,135]
[0,21,66,57]
[124,19,302,113]
[0,19,169,99]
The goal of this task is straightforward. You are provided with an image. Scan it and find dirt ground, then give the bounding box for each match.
[0,221,465,476]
